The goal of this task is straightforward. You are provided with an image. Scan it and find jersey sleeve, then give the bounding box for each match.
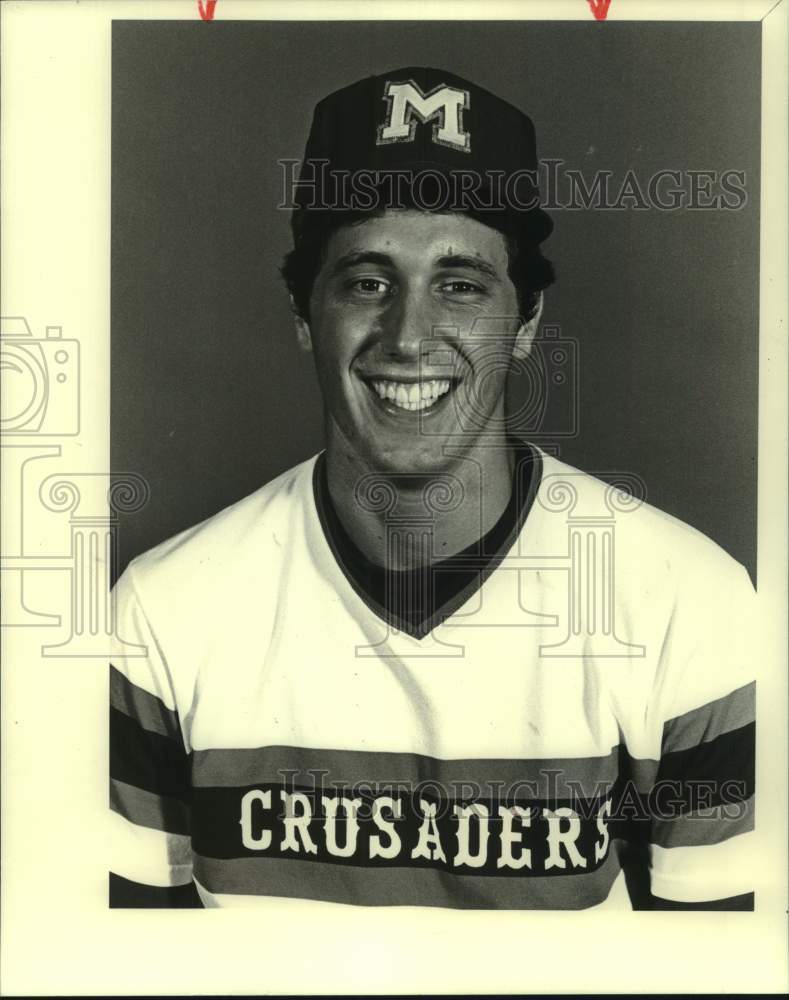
[645,559,756,904]
[109,563,193,892]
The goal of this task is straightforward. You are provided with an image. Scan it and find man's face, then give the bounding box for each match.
[303,209,526,474]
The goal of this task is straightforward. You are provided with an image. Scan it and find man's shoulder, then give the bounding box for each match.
[535,449,750,590]
[121,454,319,595]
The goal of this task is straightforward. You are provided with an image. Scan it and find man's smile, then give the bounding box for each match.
[359,375,458,414]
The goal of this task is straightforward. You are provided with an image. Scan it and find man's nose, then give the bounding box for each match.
[378,288,435,359]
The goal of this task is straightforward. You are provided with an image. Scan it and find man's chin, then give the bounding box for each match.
[363,441,455,479]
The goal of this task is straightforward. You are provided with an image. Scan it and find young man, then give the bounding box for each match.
[110,68,755,910]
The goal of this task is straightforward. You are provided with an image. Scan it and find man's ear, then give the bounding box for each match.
[512,292,544,361]
[290,295,313,353]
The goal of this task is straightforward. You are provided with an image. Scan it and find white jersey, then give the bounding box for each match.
[109,446,755,909]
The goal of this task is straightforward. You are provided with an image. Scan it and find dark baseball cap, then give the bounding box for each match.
[290,66,553,245]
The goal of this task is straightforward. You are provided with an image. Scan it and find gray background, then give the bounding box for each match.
[111,21,760,581]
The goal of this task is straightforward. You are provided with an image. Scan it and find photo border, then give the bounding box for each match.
[2,1,786,995]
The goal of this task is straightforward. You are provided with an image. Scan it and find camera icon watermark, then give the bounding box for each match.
[1,314,147,657]
[415,320,578,443]
[1,317,80,436]
[508,324,578,442]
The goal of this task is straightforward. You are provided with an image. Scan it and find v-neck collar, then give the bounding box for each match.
[312,441,543,641]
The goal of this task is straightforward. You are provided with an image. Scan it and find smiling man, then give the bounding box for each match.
[291,209,538,572]
[109,68,756,911]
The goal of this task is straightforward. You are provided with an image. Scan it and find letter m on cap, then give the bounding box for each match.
[377,80,471,152]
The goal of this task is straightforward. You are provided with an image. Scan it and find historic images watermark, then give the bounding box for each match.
[0,315,148,656]
[258,771,752,823]
[278,159,748,214]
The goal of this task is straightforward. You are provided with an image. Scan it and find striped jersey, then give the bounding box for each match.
[109,445,755,909]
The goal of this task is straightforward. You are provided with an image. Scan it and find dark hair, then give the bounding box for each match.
[281,207,555,324]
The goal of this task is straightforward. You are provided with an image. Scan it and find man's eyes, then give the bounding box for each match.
[439,279,485,295]
[344,277,487,298]
[350,277,392,296]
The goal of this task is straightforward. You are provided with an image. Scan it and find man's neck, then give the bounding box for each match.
[324,432,516,571]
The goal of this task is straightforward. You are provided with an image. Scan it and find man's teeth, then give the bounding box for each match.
[370,379,452,411]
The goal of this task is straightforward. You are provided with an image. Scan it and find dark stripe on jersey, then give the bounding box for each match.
[655,721,755,805]
[611,725,754,842]
[109,872,203,909]
[312,439,542,640]
[650,794,754,849]
[192,847,622,909]
[110,777,191,836]
[191,743,623,797]
[621,753,661,795]
[110,706,190,800]
[650,891,754,911]
[662,682,755,754]
[110,665,181,741]
[190,783,614,874]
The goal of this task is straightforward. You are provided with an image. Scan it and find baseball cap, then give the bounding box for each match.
[290,66,553,245]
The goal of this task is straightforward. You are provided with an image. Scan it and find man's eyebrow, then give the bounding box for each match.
[328,251,394,276]
[326,250,502,281]
[435,254,500,281]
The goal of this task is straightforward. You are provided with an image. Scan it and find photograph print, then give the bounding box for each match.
[109,18,760,912]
